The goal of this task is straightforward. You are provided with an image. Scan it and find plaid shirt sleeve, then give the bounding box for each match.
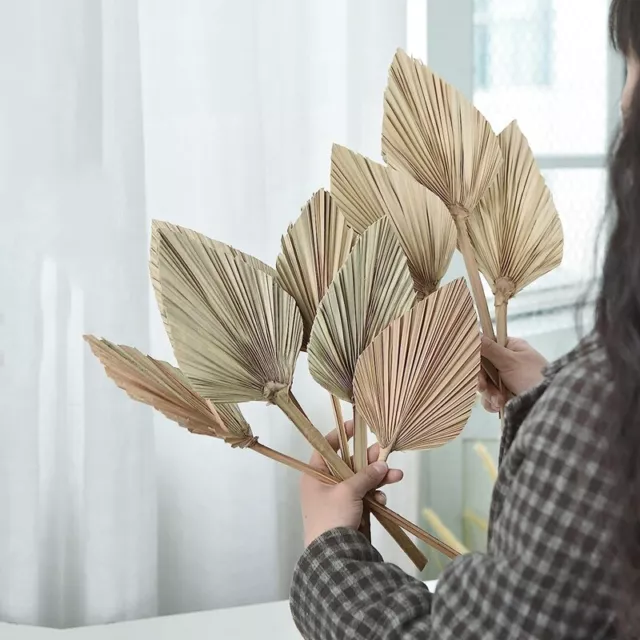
[290,341,619,639]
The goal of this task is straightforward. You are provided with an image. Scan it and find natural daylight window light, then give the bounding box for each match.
[406,0,619,319]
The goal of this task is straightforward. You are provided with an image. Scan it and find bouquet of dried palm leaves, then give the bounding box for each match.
[85,47,563,574]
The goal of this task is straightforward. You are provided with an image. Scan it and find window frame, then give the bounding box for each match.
[474,0,554,91]
[426,0,625,321]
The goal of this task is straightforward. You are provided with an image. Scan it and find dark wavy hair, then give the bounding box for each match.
[596,0,640,634]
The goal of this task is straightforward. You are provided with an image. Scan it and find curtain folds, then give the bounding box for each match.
[0,0,410,627]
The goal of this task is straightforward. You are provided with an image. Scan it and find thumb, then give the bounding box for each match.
[481,335,514,369]
[343,462,388,499]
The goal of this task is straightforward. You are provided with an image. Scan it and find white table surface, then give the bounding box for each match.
[0,582,438,639]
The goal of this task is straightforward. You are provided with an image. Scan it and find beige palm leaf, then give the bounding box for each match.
[153,224,303,404]
[330,144,456,298]
[353,278,480,460]
[85,336,452,567]
[307,216,415,471]
[150,220,277,343]
[153,223,432,566]
[307,216,415,404]
[84,335,255,447]
[467,121,564,346]
[330,143,394,234]
[382,48,502,383]
[276,188,356,466]
[276,189,356,349]
[382,49,502,213]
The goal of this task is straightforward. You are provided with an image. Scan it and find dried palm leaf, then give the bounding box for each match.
[467,121,564,347]
[84,335,256,447]
[150,220,277,344]
[307,216,415,471]
[353,278,480,460]
[307,216,416,403]
[330,143,391,234]
[330,144,456,298]
[84,336,448,565]
[153,223,429,564]
[154,224,302,404]
[382,48,502,381]
[276,188,356,465]
[276,189,356,348]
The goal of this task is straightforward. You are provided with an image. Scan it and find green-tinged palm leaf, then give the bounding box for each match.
[307,216,415,403]
[276,189,356,349]
[154,224,303,403]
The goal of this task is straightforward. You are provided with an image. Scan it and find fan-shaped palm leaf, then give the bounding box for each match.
[330,143,394,234]
[276,188,356,465]
[84,335,255,447]
[330,145,456,298]
[307,216,416,404]
[154,224,302,403]
[353,278,480,460]
[467,121,564,346]
[382,49,501,382]
[150,220,277,344]
[276,189,356,349]
[382,49,502,213]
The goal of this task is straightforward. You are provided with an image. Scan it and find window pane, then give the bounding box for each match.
[406,0,427,61]
[531,168,605,291]
[473,0,609,155]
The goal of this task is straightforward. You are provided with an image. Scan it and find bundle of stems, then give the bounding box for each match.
[85,336,459,566]
[152,222,431,567]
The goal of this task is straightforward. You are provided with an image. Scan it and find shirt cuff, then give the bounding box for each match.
[302,527,383,565]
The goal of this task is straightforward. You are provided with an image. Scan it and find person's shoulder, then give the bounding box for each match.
[544,333,611,398]
[524,334,612,457]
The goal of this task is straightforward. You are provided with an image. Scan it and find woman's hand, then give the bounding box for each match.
[479,336,548,413]
[300,421,404,547]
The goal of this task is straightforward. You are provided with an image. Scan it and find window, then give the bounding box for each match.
[474,0,553,90]
[474,0,614,312]
[409,0,624,319]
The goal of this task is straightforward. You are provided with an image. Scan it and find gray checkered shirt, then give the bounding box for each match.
[290,335,621,638]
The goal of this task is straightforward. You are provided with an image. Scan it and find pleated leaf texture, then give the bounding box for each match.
[84,336,254,446]
[330,143,396,234]
[154,224,303,403]
[467,121,564,296]
[331,144,456,297]
[382,48,502,213]
[353,278,481,457]
[276,189,356,350]
[307,216,415,403]
[150,220,277,345]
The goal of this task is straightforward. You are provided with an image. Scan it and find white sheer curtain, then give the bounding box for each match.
[0,0,413,628]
